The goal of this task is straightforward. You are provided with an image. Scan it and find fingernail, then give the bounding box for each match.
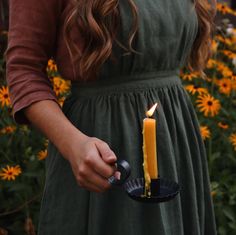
[114,171,121,180]
[108,156,116,161]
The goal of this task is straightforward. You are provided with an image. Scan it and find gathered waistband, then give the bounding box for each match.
[70,69,182,97]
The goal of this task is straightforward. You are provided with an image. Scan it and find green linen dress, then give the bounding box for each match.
[38,0,217,234]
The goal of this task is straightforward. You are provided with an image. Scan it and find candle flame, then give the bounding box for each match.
[146,103,158,117]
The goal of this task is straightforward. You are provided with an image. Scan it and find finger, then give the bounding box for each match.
[71,163,105,193]
[80,166,111,191]
[95,141,117,164]
[89,146,116,178]
[114,171,121,180]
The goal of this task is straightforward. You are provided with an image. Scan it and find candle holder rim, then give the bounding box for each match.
[123,177,180,203]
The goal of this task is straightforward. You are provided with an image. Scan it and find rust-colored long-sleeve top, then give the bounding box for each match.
[6,0,84,125]
[6,0,198,126]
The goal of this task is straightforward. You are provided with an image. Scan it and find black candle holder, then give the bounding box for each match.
[124,177,180,203]
[109,160,180,203]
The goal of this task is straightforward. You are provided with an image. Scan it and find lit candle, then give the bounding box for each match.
[142,103,158,196]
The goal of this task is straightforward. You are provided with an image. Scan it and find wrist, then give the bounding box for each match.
[56,123,88,162]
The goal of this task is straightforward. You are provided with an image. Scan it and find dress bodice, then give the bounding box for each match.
[98,0,198,80]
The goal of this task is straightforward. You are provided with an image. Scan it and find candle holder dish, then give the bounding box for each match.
[124,177,180,203]
[109,160,180,203]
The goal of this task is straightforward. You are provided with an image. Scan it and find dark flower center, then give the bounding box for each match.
[207,101,213,106]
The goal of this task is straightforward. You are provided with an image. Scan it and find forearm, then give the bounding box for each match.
[23,99,87,160]
[23,100,117,192]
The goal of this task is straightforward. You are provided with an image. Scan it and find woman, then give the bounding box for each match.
[6,0,217,234]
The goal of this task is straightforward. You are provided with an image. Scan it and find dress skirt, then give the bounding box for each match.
[37,69,217,235]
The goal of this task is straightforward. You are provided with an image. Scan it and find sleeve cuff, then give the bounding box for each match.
[12,93,60,125]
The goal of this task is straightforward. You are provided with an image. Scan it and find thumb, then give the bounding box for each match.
[95,141,117,164]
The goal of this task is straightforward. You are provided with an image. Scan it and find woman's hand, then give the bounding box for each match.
[22,100,117,193]
[63,134,117,193]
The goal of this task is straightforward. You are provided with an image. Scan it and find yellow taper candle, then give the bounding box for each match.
[142,103,158,196]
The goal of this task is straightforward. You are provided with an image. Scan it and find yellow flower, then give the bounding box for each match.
[217,64,233,77]
[200,126,211,140]
[58,96,66,107]
[185,85,208,95]
[206,59,217,69]
[0,86,11,107]
[44,139,49,147]
[217,3,232,14]
[221,50,236,59]
[222,68,233,77]
[218,122,229,130]
[231,80,236,91]
[52,77,71,96]
[231,75,236,81]
[211,191,217,197]
[211,40,218,52]
[196,94,221,117]
[225,38,233,46]
[0,125,16,134]
[215,35,224,43]
[47,59,58,72]
[229,133,236,151]
[217,78,232,96]
[38,150,48,160]
[0,165,22,181]
[215,34,233,46]
[181,72,199,81]
[232,28,236,43]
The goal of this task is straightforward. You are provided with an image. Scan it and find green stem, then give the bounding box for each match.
[210,75,217,95]
[0,149,14,163]
[0,194,41,217]
[210,42,219,95]
[24,192,30,218]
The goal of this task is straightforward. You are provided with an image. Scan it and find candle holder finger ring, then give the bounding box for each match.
[108,159,131,185]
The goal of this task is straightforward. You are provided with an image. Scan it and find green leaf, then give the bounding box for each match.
[7,183,29,192]
[223,207,236,222]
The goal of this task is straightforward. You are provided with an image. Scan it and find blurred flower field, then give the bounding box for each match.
[0,2,236,235]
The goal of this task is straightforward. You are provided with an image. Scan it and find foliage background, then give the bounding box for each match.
[1,2,236,235]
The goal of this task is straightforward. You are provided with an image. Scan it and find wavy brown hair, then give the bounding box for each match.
[64,0,217,81]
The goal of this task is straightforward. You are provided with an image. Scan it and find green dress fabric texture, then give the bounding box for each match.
[38,0,217,234]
